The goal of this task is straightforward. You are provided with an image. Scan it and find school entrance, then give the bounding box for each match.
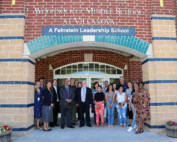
[0,0,177,136]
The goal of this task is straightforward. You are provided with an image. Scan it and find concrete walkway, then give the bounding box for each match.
[12,125,177,142]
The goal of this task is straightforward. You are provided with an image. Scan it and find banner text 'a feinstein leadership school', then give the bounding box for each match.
[42,27,135,36]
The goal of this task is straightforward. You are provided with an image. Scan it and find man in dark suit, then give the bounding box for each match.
[76,80,93,127]
[59,78,75,129]
[50,79,60,127]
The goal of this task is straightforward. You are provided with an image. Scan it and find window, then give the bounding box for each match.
[54,63,122,75]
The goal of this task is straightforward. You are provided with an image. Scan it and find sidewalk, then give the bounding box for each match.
[12,125,177,142]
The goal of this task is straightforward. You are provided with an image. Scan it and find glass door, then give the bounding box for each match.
[89,77,104,89]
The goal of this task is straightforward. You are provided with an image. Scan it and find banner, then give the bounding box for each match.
[42,26,135,36]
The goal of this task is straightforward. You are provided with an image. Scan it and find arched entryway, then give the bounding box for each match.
[23,35,153,59]
[34,49,143,85]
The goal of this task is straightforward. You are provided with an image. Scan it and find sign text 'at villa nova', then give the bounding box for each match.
[34,7,142,25]
[42,26,135,36]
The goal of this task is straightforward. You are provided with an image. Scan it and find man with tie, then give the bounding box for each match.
[50,79,60,127]
[59,78,75,129]
[76,80,93,127]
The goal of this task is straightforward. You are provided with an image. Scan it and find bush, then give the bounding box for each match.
[0,124,12,134]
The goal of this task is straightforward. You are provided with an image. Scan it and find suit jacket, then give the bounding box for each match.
[59,85,75,106]
[42,88,54,106]
[51,86,60,104]
[76,87,93,107]
[69,85,77,101]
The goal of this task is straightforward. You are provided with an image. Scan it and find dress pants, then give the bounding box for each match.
[79,102,90,126]
[60,103,73,127]
[50,101,59,126]
[72,100,76,123]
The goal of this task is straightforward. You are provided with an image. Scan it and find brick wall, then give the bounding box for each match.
[1,0,176,43]
[1,0,25,14]
[128,60,143,82]
[151,0,174,15]
[35,50,142,84]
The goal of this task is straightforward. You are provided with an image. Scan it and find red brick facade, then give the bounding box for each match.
[35,50,142,83]
[0,0,175,84]
[0,0,176,43]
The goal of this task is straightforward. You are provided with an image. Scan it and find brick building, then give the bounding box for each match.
[0,0,177,136]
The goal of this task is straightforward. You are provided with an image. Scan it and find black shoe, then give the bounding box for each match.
[79,125,84,127]
[87,124,92,127]
[72,123,76,125]
[50,124,55,127]
[48,129,52,131]
[55,124,60,126]
[61,126,64,129]
[67,125,75,128]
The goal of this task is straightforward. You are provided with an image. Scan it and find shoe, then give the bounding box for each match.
[67,126,75,128]
[135,128,142,134]
[79,125,84,127]
[140,128,144,133]
[72,123,76,125]
[87,124,92,127]
[128,124,131,126]
[133,124,137,130]
[43,129,48,131]
[127,127,133,132]
[61,126,64,129]
[48,129,52,131]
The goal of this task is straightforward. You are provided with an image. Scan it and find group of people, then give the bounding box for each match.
[34,77,150,134]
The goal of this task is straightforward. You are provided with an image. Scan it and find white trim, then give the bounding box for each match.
[23,43,30,57]
[151,14,176,18]
[28,41,147,59]
[53,62,123,88]
[53,62,123,74]
[146,44,153,58]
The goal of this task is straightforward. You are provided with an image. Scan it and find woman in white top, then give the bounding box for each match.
[115,86,128,128]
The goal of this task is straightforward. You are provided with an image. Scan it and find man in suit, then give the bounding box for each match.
[59,78,75,129]
[50,79,60,127]
[76,80,93,127]
[69,78,77,125]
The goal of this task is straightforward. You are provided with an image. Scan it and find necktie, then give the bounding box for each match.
[66,86,69,98]
[83,88,85,102]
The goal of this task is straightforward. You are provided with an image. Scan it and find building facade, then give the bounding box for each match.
[0,0,177,136]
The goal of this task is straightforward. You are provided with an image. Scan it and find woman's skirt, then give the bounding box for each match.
[42,105,53,123]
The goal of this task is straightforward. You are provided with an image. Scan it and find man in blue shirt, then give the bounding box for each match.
[117,76,128,92]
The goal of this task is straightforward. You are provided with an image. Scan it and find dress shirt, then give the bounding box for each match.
[81,87,86,102]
